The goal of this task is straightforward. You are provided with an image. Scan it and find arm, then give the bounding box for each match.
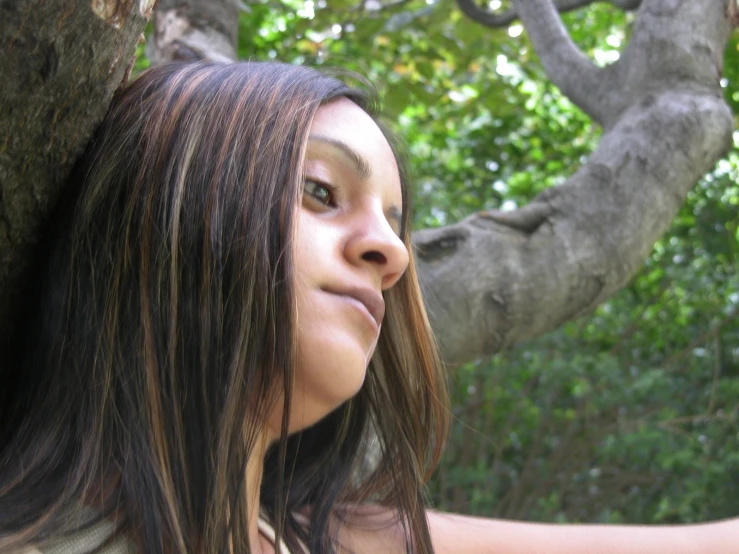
[427,510,739,554]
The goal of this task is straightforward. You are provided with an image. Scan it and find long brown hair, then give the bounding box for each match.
[0,61,448,554]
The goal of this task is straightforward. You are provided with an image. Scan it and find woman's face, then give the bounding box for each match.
[270,98,409,437]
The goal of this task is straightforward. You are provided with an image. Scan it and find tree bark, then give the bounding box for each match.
[147,0,238,64]
[0,0,150,362]
[417,0,735,364]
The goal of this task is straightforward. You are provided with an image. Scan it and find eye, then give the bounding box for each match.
[303,179,337,207]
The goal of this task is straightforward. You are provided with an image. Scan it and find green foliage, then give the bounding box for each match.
[140,0,739,524]
[425,17,739,522]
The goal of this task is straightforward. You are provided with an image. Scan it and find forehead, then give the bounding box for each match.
[309,98,402,201]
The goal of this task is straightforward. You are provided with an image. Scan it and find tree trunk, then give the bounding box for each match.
[0,0,150,362]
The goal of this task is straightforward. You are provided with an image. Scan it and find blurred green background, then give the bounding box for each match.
[139,0,739,523]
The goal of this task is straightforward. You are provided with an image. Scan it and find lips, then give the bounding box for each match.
[324,286,385,328]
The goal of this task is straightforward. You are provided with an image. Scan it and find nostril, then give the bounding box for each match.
[362,251,387,265]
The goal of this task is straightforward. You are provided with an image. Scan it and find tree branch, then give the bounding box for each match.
[510,0,608,123]
[457,0,645,123]
[148,0,238,65]
[456,0,642,29]
[415,0,735,365]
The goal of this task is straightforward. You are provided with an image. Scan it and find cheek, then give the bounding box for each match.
[267,294,370,436]
[293,294,371,409]
[289,211,379,428]
[293,211,336,287]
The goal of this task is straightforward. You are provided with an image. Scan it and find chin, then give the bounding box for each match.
[285,356,369,431]
[313,357,368,405]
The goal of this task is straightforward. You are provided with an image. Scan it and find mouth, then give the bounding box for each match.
[323,286,385,328]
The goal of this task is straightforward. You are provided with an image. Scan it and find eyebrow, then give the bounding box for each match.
[308,134,372,181]
[307,134,404,233]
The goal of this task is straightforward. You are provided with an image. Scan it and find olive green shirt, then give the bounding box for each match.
[16,507,134,554]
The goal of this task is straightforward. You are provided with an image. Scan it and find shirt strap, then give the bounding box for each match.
[257,515,294,554]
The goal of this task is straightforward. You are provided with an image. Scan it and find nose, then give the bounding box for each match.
[345,206,410,290]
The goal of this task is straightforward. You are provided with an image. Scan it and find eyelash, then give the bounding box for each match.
[303,178,338,207]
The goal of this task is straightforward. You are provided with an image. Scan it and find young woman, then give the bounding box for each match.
[0,61,737,554]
